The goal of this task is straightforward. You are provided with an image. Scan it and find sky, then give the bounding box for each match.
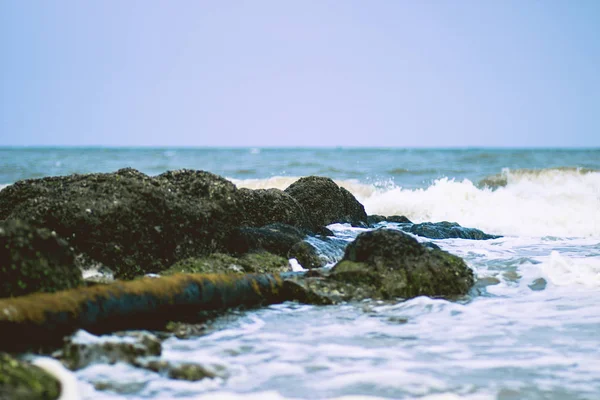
[0,1,599,148]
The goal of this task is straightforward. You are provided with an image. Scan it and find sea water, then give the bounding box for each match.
[1,147,599,400]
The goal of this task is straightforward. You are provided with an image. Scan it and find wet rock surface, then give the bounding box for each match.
[226,223,325,269]
[58,330,162,371]
[404,221,501,240]
[0,353,61,400]
[284,176,368,227]
[0,219,83,299]
[286,229,474,303]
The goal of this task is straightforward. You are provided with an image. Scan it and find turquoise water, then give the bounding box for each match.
[2,147,599,189]
[2,147,600,400]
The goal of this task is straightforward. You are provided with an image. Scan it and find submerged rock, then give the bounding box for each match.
[404,221,500,240]
[284,176,368,227]
[287,229,474,303]
[58,330,162,371]
[0,352,61,400]
[367,215,413,226]
[0,219,83,298]
[137,359,226,382]
[0,168,242,279]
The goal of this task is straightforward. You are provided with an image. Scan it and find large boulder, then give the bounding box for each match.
[238,188,314,231]
[404,221,500,240]
[286,229,474,302]
[284,176,368,227]
[0,219,82,298]
[0,353,61,400]
[0,168,242,279]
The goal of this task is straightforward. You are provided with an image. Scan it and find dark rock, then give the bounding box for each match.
[284,176,368,227]
[0,353,61,400]
[367,215,413,226]
[386,215,413,224]
[238,188,313,231]
[0,168,242,279]
[138,359,226,382]
[367,215,387,225]
[287,229,474,303]
[405,221,500,240]
[0,219,83,298]
[162,252,291,275]
[58,330,162,370]
[288,241,323,269]
[226,223,325,269]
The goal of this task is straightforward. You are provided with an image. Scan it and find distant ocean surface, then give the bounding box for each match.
[2,147,600,400]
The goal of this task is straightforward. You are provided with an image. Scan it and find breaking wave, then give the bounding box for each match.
[232,167,600,238]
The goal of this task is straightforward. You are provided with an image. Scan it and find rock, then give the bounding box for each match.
[0,352,61,400]
[367,215,387,225]
[386,215,413,224]
[0,168,242,279]
[163,321,208,339]
[226,223,325,269]
[288,241,323,269]
[286,229,474,303]
[238,188,313,231]
[58,330,162,371]
[138,359,226,382]
[367,215,412,226]
[162,252,291,275]
[0,219,83,298]
[404,221,500,240]
[284,176,368,227]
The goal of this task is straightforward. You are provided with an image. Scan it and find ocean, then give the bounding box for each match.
[1,147,600,400]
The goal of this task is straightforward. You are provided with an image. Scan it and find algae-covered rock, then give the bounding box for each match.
[404,221,500,240]
[0,168,242,279]
[284,176,368,227]
[138,359,226,382]
[226,223,325,269]
[0,353,61,400]
[58,330,162,370]
[287,229,474,303]
[0,219,83,298]
[238,188,314,231]
[162,252,291,275]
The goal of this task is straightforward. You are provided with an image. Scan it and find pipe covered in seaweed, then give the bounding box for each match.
[0,273,289,352]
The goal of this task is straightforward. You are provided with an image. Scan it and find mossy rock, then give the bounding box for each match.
[162,252,290,276]
[0,353,61,400]
[287,229,474,303]
[0,219,83,298]
[226,223,325,269]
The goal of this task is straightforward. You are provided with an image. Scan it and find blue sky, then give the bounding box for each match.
[1,1,599,147]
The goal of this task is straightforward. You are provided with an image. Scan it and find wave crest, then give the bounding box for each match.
[478,167,599,189]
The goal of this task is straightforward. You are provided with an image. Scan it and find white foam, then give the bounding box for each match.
[538,251,600,287]
[32,357,80,400]
[230,169,600,238]
[362,171,600,238]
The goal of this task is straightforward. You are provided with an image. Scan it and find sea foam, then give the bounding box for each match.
[232,168,600,238]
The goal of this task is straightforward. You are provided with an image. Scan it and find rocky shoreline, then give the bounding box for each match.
[0,169,499,399]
